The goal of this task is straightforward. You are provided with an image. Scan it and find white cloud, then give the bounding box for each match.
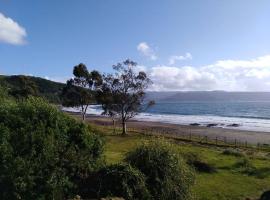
[141,54,270,91]
[137,42,157,60]
[0,12,27,45]
[44,76,69,83]
[169,53,192,65]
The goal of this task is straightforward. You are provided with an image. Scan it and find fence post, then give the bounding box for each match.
[215,137,218,146]
[234,139,237,148]
[205,136,208,144]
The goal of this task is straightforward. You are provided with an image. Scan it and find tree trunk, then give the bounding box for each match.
[113,119,116,134]
[82,112,86,121]
[122,121,127,136]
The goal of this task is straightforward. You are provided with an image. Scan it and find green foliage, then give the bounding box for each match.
[233,157,257,175]
[80,164,150,200]
[0,75,65,103]
[0,97,104,199]
[125,139,194,200]
[98,59,154,135]
[183,152,216,173]
[222,149,245,157]
[62,63,102,120]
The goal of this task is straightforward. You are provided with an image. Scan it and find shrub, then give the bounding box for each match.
[233,157,256,175]
[0,97,104,199]
[79,164,150,200]
[222,149,244,157]
[184,152,216,173]
[260,190,270,200]
[125,139,194,200]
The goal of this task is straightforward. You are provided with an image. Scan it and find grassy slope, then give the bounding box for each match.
[100,128,270,200]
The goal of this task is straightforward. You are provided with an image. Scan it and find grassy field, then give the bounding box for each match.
[92,125,270,200]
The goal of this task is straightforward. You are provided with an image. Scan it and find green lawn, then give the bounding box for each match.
[102,132,270,200]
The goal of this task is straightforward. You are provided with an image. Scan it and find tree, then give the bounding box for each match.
[98,59,154,135]
[62,63,102,120]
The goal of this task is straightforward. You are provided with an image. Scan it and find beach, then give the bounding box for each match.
[67,112,270,145]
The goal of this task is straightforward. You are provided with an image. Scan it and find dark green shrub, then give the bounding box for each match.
[222,149,244,157]
[260,190,270,200]
[80,164,150,200]
[0,97,104,199]
[125,139,194,200]
[184,152,216,173]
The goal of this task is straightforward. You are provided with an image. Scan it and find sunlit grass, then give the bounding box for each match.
[89,123,270,200]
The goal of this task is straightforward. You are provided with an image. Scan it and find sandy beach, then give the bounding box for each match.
[67,112,270,145]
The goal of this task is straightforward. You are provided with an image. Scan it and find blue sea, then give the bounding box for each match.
[63,100,270,132]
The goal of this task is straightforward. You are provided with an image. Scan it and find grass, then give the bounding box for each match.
[90,123,270,200]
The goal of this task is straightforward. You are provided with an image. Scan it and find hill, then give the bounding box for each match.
[0,75,66,103]
[146,91,270,102]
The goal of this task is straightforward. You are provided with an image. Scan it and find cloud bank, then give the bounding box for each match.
[0,13,27,45]
[169,53,192,65]
[144,55,270,91]
[137,42,157,60]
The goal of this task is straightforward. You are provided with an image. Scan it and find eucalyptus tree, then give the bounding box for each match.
[62,63,102,120]
[98,59,154,135]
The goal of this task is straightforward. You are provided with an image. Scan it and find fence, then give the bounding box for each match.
[94,122,270,151]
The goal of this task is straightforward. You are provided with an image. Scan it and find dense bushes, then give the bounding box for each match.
[80,164,150,200]
[125,139,194,200]
[222,149,244,157]
[184,152,216,173]
[0,95,196,199]
[0,98,104,199]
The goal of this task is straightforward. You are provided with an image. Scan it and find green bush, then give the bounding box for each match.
[80,164,150,200]
[125,139,194,200]
[184,152,216,173]
[233,157,256,175]
[222,149,244,157]
[0,97,104,199]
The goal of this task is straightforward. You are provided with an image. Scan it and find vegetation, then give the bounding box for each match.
[99,126,270,200]
[98,59,154,135]
[0,75,65,103]
[80,164,150,200]
[1,68,270,199]
[183,152,216,173]
[125,139,195,200]
[0,97,104,199]
[62,63,102,120]
[222,149,245,157]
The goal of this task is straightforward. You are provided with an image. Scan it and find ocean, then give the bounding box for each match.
[63,92,270,132]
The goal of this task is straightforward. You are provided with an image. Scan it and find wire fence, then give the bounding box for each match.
[93,121,270,151]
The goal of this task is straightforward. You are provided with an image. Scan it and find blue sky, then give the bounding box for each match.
[1,0,270,91]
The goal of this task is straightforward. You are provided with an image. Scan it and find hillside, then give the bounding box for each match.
[146,91,270,102]
[0,75,66,103]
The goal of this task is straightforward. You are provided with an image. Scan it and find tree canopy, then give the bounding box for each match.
[62,63,102,120]
[98,59,154,135]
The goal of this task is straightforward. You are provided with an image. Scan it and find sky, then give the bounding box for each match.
[1,0,270,91]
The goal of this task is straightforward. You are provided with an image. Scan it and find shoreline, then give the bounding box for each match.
[66,111,270,145]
